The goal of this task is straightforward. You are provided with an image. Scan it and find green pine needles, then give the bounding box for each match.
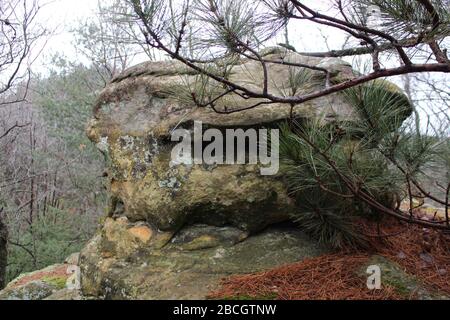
[278,79,446,250]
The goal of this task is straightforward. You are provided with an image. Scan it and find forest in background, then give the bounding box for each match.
[0,1,141,282]
[0,58,108,281]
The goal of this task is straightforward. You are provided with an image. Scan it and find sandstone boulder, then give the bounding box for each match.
[87,48,409,233]
[80,48,412,299]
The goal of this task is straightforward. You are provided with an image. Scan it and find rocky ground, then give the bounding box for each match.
[0,253,81,300]
[1,219,448,300]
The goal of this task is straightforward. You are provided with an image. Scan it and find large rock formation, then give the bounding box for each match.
[7,46,450,301]
[86,50,361,232]
[75,48,412,299]
[76,48,408,299]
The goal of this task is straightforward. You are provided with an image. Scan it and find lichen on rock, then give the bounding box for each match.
[0,262,82,300]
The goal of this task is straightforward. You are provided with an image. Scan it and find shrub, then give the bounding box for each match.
[279,80,446,249]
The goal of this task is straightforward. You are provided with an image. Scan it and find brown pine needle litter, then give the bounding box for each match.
[208,254,401,300]
[208,220,450,300]
[374,223,450,295]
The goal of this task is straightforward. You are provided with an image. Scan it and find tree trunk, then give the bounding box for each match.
[0,215,7,290]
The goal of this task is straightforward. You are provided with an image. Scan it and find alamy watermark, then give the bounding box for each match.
[170,121,279,175]
[367,265,382,290]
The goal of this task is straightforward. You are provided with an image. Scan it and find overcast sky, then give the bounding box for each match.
[34,0,98,69]
[36,0,351,70]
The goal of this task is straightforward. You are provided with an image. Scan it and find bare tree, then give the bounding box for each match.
[0,0,47,288]
[0,0,47,106]
[0,208,6,289]
[72,0,153,85]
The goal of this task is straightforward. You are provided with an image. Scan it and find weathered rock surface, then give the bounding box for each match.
[0,48,414,300]
[0,280,57,300]
[80,219,327,299]
[86,48,409,233]
[77,47,413,299]
[360,256,449,300]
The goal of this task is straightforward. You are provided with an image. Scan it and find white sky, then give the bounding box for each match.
[34,0,99,69]
[35,0,348,69]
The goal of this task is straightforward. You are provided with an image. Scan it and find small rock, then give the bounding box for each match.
[437,269,447,276]
[419,253,434,265]
[66,265,78,275]
[116,216,129,224]
[44,289,83,300]
[0,281,55,300]
[128,225,153,243]
[66,266,81,290]
[213,248,226,259]
[64,252,80,266]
